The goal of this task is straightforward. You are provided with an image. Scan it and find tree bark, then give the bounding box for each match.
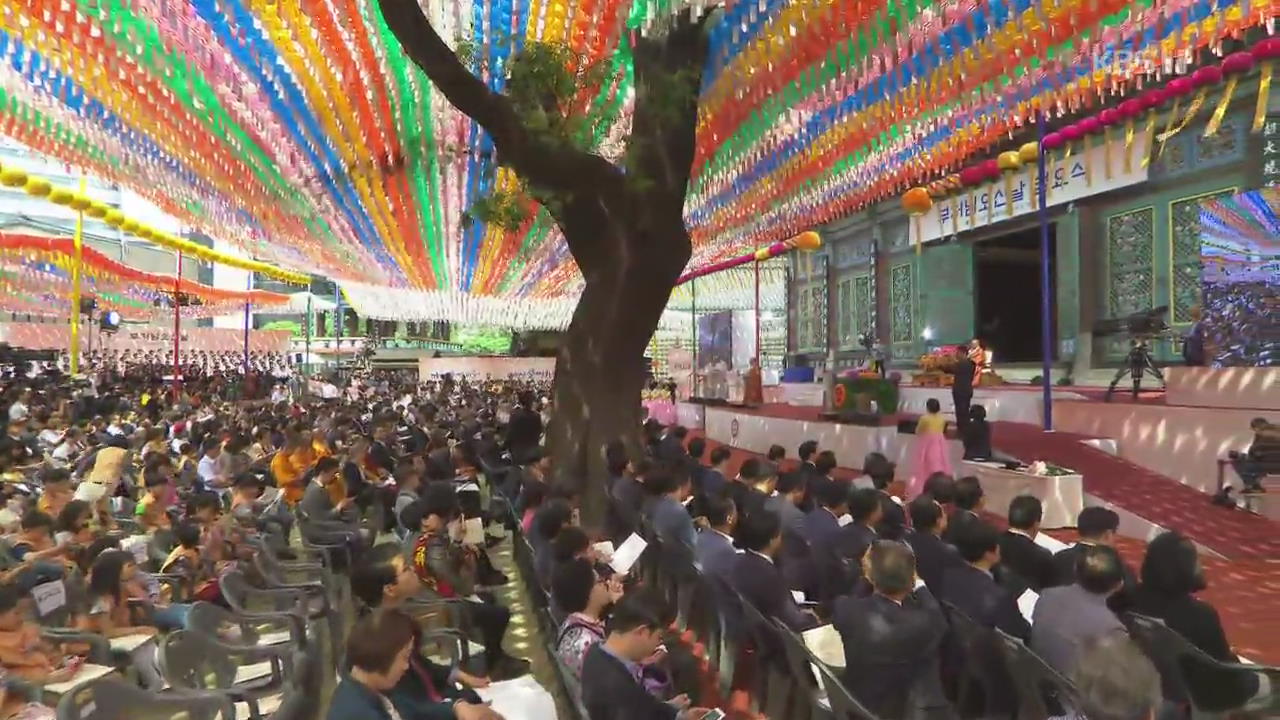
[379,0,710,528]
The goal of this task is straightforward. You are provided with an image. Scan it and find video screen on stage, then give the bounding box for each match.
[697,311,733,369]
[1199,188,1280,366]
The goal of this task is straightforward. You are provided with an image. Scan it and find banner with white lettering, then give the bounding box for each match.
[417,357,555,381]
[913,128,1151,245]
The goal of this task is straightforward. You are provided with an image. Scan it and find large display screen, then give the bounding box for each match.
[1199,189,1280,366]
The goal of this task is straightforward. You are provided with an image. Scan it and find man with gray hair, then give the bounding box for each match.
[1055,634,1161,720]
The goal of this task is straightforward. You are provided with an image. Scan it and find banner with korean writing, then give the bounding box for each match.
[912,129,1151,246]
[417,356,555,380]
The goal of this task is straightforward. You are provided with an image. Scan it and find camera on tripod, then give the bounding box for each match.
[1091,307,1171,401]
[1091,306,1172,342]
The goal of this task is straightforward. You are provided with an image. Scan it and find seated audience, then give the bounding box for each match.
[1030,544,1126,676]
[838,488,882,576]
[645,471,696,553]
[1063,634,1161,720]
[329,609,501,720]
[552,557,623,688]
[701,446,731,501]
[402,484,529,679]
[76,550,163,688]
[999,495,1056,592]
[765,470,806,535]
[730,509,816,632]
[533,498,575,587]
[693,493,738,578]
[834,540,949,720]
[0,585,80,686]
[941,521,1030,639]
[580,589,714,720]
[942,475,984,545]
[1052,506,1136,612]
[1131,530,1264,711]
[349,544,491,717]
[906,494,960,596]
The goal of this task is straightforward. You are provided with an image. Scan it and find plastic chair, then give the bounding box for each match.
[158,629,294,720]
[186,601,309,651]
[219,568,337,650]
[1125,612,1280,718]
[55,677,236,720]
[995,630,1083,720]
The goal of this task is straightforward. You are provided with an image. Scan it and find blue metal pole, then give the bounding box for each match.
[1037,110,1053,431]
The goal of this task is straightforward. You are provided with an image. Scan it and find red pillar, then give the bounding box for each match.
[172,251,182,401]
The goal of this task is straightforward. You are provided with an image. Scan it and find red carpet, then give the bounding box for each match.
[987,421,1280,561]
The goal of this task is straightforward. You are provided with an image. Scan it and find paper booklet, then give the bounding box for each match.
[609,533,647,575]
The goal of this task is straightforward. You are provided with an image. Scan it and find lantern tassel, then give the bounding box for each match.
[1254,60,1273,133]
[1205,76,1240,136]
[1103,127,1113,180]
[1157,97,1183,159]
[1005,173,1014,216]
[968,189,976,229]
[1124,118,1135,173]
[1158,88,1207,143]
[915,216,923,255]
[1083,136,1093,187]
[1142,111,1159,168]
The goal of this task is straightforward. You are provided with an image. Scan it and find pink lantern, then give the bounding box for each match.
[1078,116,1102,135]
[1098,108,1121,127]
[982,158,1002,182]
[1165,76,1195,97]
[1252,37,1280,60]
[1041,132,1065,151]
[1061,124,1084,142]
[1221,51,1255,75]
[1118,99,1143,119]
[1190,65,1223,88]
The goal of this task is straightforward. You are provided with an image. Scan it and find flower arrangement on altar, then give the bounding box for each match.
[1025,461,1076,477]
[918,345,966,374]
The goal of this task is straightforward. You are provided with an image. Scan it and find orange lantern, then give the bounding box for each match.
[902,187,934,255]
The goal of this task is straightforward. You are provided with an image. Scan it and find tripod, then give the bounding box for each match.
[1105,341,1167,401]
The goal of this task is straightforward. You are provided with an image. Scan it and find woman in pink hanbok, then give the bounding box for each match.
[908,398,953,498]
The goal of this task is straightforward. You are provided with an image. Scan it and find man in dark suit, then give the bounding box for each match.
[701,446,731,500]
[942,475,985,545]
[581,590,714,720]
[906,494,962,596]
[799,479,852,603]
[940,521,1030,640]
[999,495,1057,592]
[765,470,807,535]
[795,440,821,510]
[951,345,976,433]
[729,508,817,632]
[645,471,696,552]
[504,392,542,464]
[834,540,950,720]
[694,494,738,578]
[837,488,882,571]
[863,454,907,540]
[1051,506,1137,613]
[805,450,838,514]
[656,425,689,466]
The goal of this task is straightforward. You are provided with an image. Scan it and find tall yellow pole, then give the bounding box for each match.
[68,177,86,375]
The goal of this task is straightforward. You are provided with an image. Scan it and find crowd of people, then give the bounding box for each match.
[0,357,1269,720]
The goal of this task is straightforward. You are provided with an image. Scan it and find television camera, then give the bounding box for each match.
[1091,306,1170,401]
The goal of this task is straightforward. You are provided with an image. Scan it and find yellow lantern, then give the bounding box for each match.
[23,177,52,197]
[0,168,28,187]
[69,194,92,211]
[120,219,140,234]
[103,209,125,228]
[996,152,1023,217]
[86,202,109,219]
[48,187,75,206]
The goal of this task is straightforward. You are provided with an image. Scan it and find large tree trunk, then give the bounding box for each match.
[547,204,691,527]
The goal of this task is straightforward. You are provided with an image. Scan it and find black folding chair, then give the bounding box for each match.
[940,600,1016,719]
[1125,612,1280,718]
[995,629,1083,720]
[807,648,885,720]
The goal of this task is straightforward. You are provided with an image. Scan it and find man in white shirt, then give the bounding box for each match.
[51,428,85,464]
[7,390,30,422]
[196,438,227,493]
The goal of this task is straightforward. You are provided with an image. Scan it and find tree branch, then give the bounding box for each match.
[628,10,715,217]
[378,0,623,193]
